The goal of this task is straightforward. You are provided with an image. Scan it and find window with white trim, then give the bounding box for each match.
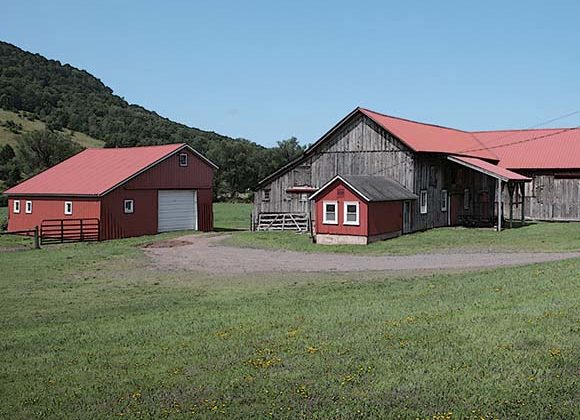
[179,153,188,167]
[64,201,73,215]
[263,189,270,202]
[463,188,470,210]
[299,193,309,202]
[124,199,134,214]
[343,201,360,225]
[13,200,20,214]
[323,201,338,224]
[441,190,448,212]
[420,190,428,214]
[25,200,33,214]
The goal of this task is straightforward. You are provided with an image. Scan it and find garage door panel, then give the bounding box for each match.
[158,190,197,232]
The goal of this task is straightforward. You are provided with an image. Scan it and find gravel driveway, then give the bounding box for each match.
[143,234,580,275]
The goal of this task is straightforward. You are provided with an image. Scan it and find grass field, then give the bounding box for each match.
[213,202,252,230]
[226,222,580,255]
[1,203,579,418]
[0,109,104,149]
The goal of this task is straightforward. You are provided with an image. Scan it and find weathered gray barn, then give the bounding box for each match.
[253,107,579,236]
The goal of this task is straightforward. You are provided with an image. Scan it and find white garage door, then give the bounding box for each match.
[158,190,197,232]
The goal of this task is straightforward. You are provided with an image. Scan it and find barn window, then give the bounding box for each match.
[299,193,309,202]
[13,200,20,214]
[323,201,338,224]
[441,190,448,212]
[420,190,428,214]
[25,200,33,214]
[124,199,134,214]
[179,153,188,167]
[64,201,73,215]
[464,188,470,210]
[263,189,270,202]
[343,201,360,225]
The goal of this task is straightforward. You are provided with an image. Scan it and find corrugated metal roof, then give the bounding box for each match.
[472,128,580,169]
[4,143,206,196]
[359,108,499,161]
[310,175,417,202]
[448,156,531,182]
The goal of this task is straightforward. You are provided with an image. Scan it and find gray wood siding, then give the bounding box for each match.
[516,173,580,221]
[254,114,415,221]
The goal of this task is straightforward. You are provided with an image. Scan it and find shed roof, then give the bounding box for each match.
[448,156,531,182]
[4,143,217,197]
[310,175,417,202]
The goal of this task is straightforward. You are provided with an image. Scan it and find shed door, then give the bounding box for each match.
[158,190,197,232]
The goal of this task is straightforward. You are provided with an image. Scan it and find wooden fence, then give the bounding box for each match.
[40,218,100,245]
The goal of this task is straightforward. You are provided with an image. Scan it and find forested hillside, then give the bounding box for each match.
[0,41,304,198]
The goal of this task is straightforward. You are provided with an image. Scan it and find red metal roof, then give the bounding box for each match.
[448,156,531,182]
[359,108,499,161]
[472,128,580,169]
[4,143,196,196]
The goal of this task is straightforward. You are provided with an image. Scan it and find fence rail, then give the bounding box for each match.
[0,226,40,249]
[40,218,100,245]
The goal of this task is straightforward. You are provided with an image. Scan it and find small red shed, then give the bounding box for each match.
[3,143,217,240]
[310,175,417,245]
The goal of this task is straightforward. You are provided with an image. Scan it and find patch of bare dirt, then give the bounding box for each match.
[143,234,580,275]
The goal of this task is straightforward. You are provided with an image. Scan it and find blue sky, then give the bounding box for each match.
[3,1,580,147]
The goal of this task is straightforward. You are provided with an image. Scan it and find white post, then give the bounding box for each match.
[497,178,502,232]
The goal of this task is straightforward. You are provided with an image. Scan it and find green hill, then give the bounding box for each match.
[0,109,104,149]
[0,41,304,197]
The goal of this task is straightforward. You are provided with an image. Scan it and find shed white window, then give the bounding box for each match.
[124,199,134,214]
[263,189,270,202]
[420,190,428,214]
[323,201,338,224]
[25,200,33,214]
[13,200,20,214]
[179,153,188,167]
[299,193,309,202]
[343,201,360,225]
[64,201,73,215]
[464,188,470,210]
[441,190,448,212]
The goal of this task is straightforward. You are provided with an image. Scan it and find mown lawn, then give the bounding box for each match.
[213,202,252,231]
[226,222,580,255]
[0,232,579,418]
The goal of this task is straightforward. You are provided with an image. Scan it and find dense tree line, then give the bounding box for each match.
[0,41,305,198]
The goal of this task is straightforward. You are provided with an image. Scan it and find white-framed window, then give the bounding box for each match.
[343,201,360,225]
[323,201,338,224]
[64,201,73,215]
[263,189,270,202]
[464,188,470,210]
[13,200,20,214]
[124,199,134,214]
[179,153,188,167]
[299,193,309,202]
[25,200,33,214]
[441,190,448,212]
[420,190,428,214]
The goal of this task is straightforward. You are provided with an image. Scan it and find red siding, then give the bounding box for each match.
[314,180,368,236]
[99,149,214,239]
[7,197,100,232]
[124,149,213,190]
[367,201,403,236]
[7,148,214,240]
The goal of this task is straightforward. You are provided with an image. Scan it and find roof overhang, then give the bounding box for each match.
[448,156,531,182]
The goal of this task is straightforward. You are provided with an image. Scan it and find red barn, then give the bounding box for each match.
[3,143,217,240]
[310,175,417,245]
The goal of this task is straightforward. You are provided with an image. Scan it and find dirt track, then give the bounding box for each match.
[143,234,580,275]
